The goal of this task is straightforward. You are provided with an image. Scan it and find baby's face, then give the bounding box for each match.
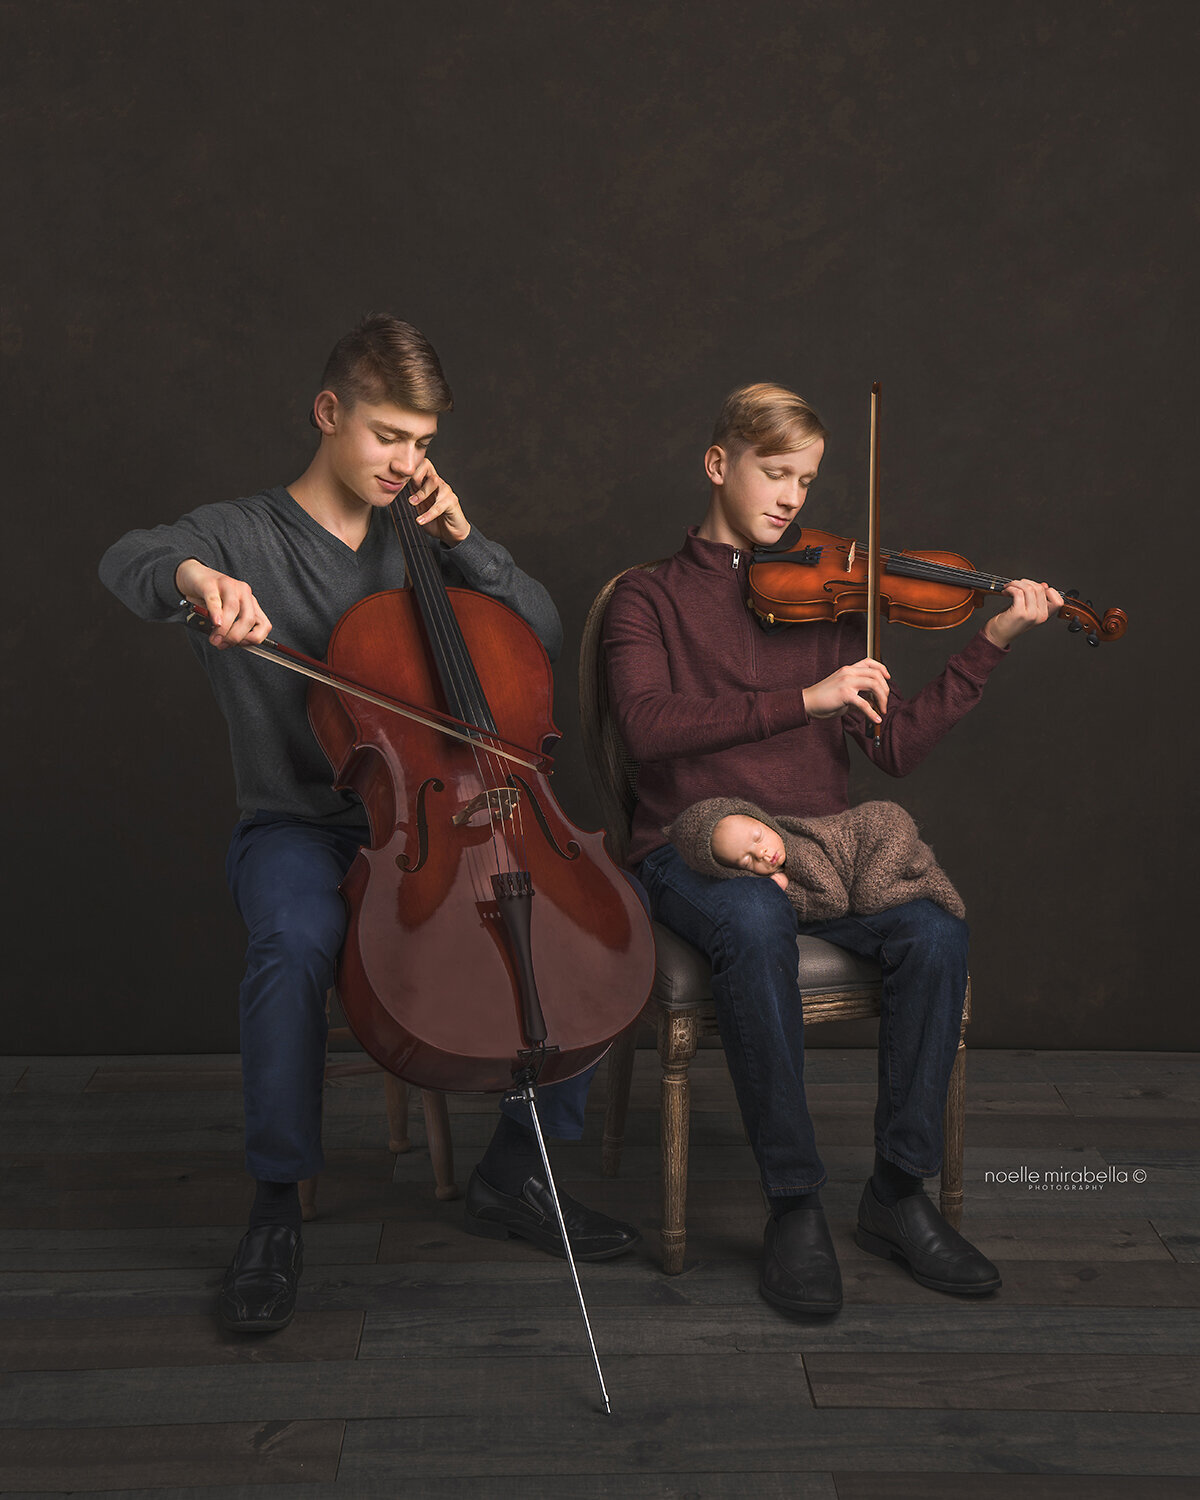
[711,815,786,877]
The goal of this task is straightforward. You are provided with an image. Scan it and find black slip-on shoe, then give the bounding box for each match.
[217,1225,303,1333]
[463,1168,641,1261]
[759,1209,843,1315]
[855,1181,1001,1295]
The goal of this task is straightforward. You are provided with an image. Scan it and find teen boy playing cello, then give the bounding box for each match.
[100,315,638,1333]
[603,382,1061,1314]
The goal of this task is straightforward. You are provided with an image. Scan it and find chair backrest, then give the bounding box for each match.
[578,563,664,868]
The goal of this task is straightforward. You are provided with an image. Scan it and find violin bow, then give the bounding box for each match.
[865,382,883,749]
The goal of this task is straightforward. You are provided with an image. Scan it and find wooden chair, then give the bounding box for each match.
[579,565,970,1274]
[298,999,459,1220]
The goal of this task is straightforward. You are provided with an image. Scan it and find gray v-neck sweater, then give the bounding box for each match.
[99,485,563,824]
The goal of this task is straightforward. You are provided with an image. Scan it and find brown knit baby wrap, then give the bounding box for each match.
[664,798,965,920]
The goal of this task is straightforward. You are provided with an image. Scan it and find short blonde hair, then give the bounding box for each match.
[711,382,827,455]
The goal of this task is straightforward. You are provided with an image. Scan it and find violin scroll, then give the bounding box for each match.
[1058,592,1128,646]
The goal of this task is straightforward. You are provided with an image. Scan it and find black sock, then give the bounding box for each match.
[768,1189,823,1219]
[871,1154,924,1207]
[477,1112,541,1196]
[248,1179,302,1236]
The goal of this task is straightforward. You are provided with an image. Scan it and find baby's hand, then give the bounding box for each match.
[770,871,788,891]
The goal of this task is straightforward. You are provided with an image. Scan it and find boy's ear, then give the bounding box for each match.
[704,444,727,485]
[312,390,341,435]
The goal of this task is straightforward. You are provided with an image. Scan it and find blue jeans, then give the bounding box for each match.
[637,843,968,1195]
[226,814,594,1181]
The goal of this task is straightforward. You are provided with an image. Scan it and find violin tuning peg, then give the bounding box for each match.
[1067,618,1084,633]
[1087,630,1100,647]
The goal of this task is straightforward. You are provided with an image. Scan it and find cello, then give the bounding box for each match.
[189,478,655,1409]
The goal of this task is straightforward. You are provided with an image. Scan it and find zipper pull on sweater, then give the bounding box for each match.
[731,550,741,569]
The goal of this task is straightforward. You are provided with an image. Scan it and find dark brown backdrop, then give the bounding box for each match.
[3,1,1190,1051]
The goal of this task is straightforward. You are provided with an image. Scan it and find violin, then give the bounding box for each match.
[749,383,1127,650]
[748,522,1128,646]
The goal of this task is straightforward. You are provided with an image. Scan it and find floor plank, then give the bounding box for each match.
[1056,1084,1200,1117]
[0,1150,397,1229]
[831,1477,1200,1499]
[10,1060,100,1093]
[85,1065,244,1093]
[337,1409,1200,1479]
[0,1420,344,1492]
[806,1352,1200,1411]
[0,1477,839,1500]
[0,1311,363,1371]
[4,1354,806,1427]
[1152,1219,1200,1263]
[0,1222,382,1272]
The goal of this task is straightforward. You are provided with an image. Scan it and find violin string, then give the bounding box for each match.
[884,552,1070,599]
[881,550,1012,592]
[794,541,1017,599]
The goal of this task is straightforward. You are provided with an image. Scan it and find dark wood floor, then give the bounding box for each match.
[1,1045,1198,1497]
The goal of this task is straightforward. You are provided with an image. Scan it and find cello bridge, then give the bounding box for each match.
[452,786,522,827]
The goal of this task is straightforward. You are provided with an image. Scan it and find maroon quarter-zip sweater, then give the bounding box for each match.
[603,528,1008,869]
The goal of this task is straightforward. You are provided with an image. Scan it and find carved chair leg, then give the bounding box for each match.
[602,1020,640,1177]
[421,1090,460,1201]
[940,1036,967,1230]
[383,1073,458,1199]
[383,1074,412,1154]
[658,1006,699,1275]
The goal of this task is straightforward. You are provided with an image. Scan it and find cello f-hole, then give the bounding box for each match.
[508,774,582,861]
[395,777,444,873]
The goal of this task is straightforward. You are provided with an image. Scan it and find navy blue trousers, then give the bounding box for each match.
[638,843,968,1196]
[226,814,594,1181]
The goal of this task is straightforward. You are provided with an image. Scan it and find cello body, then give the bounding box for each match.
[308,584,654,1093]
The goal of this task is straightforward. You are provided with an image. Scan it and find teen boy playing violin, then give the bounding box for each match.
[603,382,1061,1314]
[100,315,637,1333]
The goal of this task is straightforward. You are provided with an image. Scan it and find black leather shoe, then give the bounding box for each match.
[855,1181,1001,1295]
[464,1168,640,1261]
[759,1209,843,1315]
[217,1225,303,1333]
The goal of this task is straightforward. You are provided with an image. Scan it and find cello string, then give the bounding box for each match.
[393,485,533,875]
[385,494,503,880]
[392,487,497,737]
[387,492,525,880]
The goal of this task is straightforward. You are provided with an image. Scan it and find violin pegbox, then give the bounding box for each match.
[1059,591,1128,646]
